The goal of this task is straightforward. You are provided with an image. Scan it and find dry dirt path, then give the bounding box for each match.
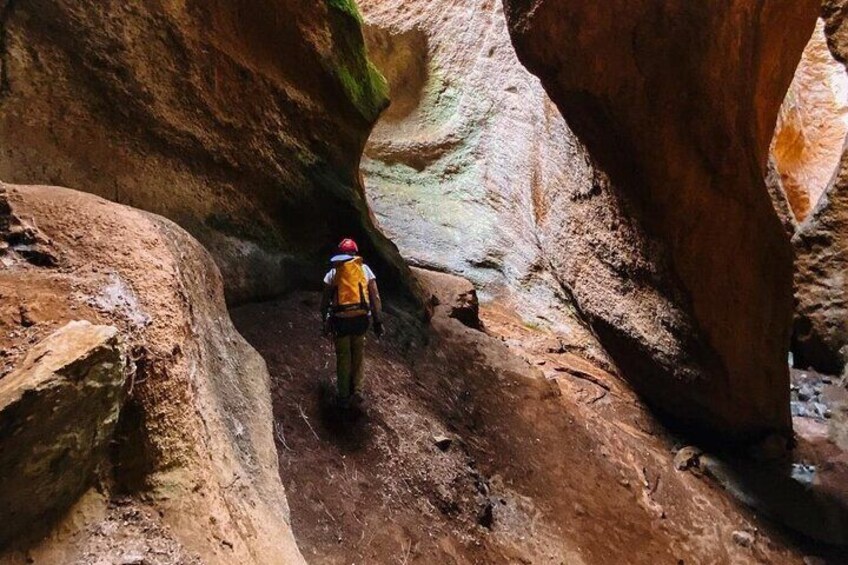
[231,284,828,565]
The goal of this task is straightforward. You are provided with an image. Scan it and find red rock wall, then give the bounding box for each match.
[0,0,416,304]
[1,183,305,563]
[792,1,848,376]
[772,19,848,222]
[504,0,819,438]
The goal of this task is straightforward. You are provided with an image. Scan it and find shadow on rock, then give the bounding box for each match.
[702,453,848,552]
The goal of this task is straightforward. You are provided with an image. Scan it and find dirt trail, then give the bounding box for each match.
[232,282,829,564]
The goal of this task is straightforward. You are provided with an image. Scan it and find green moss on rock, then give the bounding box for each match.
[324,0,389,122]
[327,0,364,24]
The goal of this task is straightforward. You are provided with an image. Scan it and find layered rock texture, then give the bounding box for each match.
[794,177,848,370]
[0,0,413,303]
[359,0,689,371]
[0,321,127,547]
[791,5,848,376]
[359,0,595,339]
[503,0,820,438]
[772,19,848,222]
[0,183,303,564]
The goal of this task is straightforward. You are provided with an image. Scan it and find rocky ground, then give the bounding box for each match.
[232,271,848,564]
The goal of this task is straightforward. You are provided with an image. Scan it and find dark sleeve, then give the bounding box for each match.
[368,279,382,323]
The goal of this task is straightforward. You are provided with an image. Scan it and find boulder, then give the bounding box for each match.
[1,183,305,564]
[672,446,703,472]
[412,267,482,330]
[0,321,127,546]
[0,0,416,304]
[503,0,819,439]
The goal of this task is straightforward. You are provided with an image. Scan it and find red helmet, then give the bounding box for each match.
[337,238,359,254]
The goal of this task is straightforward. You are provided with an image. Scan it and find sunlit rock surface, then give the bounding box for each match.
[359,0,606,356]
[772,19,848,222]
[503,0,819,439]
[359,0,709,376]
[792,3,848,376]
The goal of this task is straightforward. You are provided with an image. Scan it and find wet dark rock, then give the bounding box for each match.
[750,434,790,462]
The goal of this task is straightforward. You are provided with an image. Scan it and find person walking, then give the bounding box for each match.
[320,238,384,408]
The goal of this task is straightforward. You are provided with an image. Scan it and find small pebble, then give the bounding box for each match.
[732,530,754,548]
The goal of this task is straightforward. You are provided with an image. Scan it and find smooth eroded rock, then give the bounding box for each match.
[1,183,305,564]
[0,0,417,304]
[771,19,848,222]
[791,4,848,377]
[360,0,620,365]
[503,0,819,439]
[0,321,127,546]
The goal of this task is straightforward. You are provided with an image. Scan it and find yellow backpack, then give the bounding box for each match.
[332,257,370,318]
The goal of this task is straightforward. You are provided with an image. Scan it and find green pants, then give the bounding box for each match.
[334,333,366,398]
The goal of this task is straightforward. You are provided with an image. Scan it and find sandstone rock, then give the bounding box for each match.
[771,19,848,222]
[1,184,304,563]
[823,0,848,64]
[765,158,799,237]
[749,433,790,462]
[791,5,848,377]
[359,0,604,356]
[0,185,57,267]
[433,434,453,451]
[0,0,416,304]
[504,0,819,439]
[793,154,848,375]
[673,446,703,472]
[0,320,127,546]
[411,267,482,330]
[732,530,755,549]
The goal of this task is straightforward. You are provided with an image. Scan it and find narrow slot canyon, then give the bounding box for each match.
[1,1,848,564]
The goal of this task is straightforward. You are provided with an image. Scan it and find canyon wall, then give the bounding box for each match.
[0,183,304,563]
[791,3,848,375]
[794,161,848,375]
[358,0,720,380]
[771,19,848,222]
[0,0,413,303]
[503,0,820,438]
[358,0,602,354]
